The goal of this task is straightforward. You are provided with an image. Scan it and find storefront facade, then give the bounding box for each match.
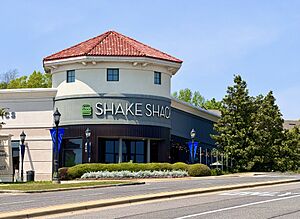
[0,30,219,181]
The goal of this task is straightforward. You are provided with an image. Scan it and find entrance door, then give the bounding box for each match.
[11,140,19,180]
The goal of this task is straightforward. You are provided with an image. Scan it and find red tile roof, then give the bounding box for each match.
[43,30,183,63]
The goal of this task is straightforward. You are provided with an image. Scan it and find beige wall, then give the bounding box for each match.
[51,62,172,98]
[0,89,56,181]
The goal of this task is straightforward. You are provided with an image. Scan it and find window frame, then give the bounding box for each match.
[66,70,75,83]
[154,71,161,85]
[107,68,119,82]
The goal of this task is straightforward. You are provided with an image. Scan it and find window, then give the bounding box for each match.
[122,140,146,163]
[66,70,75,83]
[104,140,119,163]
[100,139,146,163]
[107,68,119,81]
[154,71,161,85]
[63,138,82,167]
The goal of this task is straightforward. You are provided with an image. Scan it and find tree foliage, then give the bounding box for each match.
[0,70,52,89]
[251,91,284,171]
[212,75,298,172]
[278,126,300,171]
[213,75,255,171]
[172,88,222,110]
[0,69,18,89]
[204,98,223,110]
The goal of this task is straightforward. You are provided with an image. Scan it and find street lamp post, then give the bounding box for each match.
[85,128,91,163]
[190,128,196,164]
[53,108,61,183]
[20,131,26,182]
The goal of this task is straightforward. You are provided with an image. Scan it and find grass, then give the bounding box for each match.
[0,181,129,191]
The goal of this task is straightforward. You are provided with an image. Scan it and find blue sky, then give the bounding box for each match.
[0,0,299,119]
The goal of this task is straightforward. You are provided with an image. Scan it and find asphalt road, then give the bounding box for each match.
[0,173,299,213]
[46,182,300,219]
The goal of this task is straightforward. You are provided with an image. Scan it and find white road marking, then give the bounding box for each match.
[81,192,103,197]
[277,192,292,197]
[257,192,279,197]
[219,191,296,197]
[174,194,300,219]
[0,200,34,206]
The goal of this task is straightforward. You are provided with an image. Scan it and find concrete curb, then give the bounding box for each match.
[0,182,145,194]
[0,179,299,219]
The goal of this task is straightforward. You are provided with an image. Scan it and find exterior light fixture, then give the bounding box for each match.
[85,128,91,163]
[52,108,61,183]
[190,128,196,164]
[20,131,26,182]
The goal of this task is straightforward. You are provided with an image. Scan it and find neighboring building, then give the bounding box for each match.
[0,89,57,181]
[283,120,300,130]
[0,30,219,181]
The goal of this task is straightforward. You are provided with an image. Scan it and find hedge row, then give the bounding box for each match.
[59,162,211,180]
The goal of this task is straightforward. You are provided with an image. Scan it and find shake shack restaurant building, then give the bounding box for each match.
[1,31,219,180]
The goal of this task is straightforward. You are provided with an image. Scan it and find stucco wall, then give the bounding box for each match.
[0,89,56,181]
[51,62,171,98]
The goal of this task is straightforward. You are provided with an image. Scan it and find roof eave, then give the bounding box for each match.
[43,56,182,75]
[171,97,221,122]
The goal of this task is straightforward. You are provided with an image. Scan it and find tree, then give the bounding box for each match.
[212,75,255,171]
[192,91,206,107]
[178,88,193,103]
[7,76,28,89]
[277,126,300,171]
[172,88,222,110]
[27,71,52,88]
[0,69,18,89]
[212,75,300,172]
[4,71,52,89]
[204,98,223,110]
[251,92,285,171]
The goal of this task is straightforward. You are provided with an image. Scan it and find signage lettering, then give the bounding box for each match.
[125,103,135,116]
[94,102,171,119]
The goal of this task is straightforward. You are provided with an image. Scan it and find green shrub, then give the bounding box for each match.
[172,162,189,171]
[67,162,209,179]
[188,164,211,177]
[58,167,69,180]
[211,168,223,176]
[158,163,173,171]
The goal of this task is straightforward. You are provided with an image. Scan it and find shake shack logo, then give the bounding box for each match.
[82,102,171,119]
[82,104,92,116]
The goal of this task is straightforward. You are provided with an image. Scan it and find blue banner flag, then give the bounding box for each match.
[50,128,65,152]
[188,141,199,160]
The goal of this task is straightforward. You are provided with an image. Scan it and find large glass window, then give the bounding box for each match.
[63,138,82,167]
[104,140,119,163]
[107,68,119,81]
[66,70,75,83]
[100,139,146,163]
[122,140,145,163]
[154,71,161,85]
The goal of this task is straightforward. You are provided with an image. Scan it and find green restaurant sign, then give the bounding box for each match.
[82,104,92,116]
